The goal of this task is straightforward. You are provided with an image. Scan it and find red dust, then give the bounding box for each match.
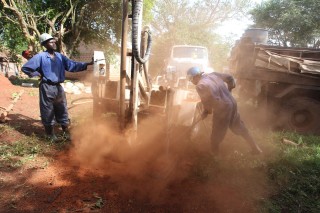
[0,73,275,212]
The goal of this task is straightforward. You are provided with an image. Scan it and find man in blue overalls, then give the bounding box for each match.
[187,67,262,154]
[22,33,93,141]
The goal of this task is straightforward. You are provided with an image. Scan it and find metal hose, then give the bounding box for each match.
[132,0,152,64]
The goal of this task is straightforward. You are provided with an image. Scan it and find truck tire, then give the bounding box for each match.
[281,97,320,134]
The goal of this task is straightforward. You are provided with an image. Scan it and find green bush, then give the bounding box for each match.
[9,77,40,87]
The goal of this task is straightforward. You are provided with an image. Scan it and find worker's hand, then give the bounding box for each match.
[228,79,236,92]
[87,57,94,66]
[201,111,208,120]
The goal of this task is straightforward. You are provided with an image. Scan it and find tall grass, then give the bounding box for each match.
[263,131,320,213]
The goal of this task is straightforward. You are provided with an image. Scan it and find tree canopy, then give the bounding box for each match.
[250,0,320,47]
[0,0,124,59]
[1,0,249,70]
[149,0,251,75]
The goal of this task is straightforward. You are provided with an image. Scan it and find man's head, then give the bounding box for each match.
[22,50,33,60]
[187,67,202,85]
[39,33,57,51]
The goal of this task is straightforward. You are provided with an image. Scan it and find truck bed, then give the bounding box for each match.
[232,43,320,86]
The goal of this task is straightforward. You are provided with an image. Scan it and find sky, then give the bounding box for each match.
[215,0,265,40]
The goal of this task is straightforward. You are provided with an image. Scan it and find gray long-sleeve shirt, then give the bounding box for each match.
[196,72,236,112]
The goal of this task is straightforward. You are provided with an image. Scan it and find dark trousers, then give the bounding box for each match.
[210,101,252,151]
[39,82,69,127]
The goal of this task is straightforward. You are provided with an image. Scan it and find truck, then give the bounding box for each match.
[150,45,215,140]
[157,45,213,87]
[229,30,320,134]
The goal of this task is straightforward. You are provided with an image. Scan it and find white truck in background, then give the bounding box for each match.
[157,45,213,87]
[152,45,213,139]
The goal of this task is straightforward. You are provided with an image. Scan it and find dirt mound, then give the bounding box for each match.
[0,73,15,88]
[0,74,20,108]
[0,73,40,123]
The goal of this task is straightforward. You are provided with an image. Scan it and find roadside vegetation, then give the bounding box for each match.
[8,76,40,87]
[263,132,320,212]
[0,125,68,170]
[0,125,45,169]
[189,130,320,212]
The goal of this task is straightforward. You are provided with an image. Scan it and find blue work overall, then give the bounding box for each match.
[196,72,253,151]
[39,82,68,126]
[22,51,88,127]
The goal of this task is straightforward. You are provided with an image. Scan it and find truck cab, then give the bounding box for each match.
[163,45,213,87]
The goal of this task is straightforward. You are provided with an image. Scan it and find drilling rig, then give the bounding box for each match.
[91,0,207,143]
[91,0,171,141]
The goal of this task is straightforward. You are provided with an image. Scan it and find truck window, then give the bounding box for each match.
[172,47,207,59]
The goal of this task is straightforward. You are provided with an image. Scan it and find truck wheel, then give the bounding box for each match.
[281,97,320,134]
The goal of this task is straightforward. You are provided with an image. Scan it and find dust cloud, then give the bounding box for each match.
[69,115,191,202]
[68,104,276,209]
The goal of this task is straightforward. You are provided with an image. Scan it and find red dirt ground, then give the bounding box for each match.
[0,74,274,213]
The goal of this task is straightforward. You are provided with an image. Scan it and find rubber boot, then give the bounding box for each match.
[61,124,71,141]
[44,125,58,142]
